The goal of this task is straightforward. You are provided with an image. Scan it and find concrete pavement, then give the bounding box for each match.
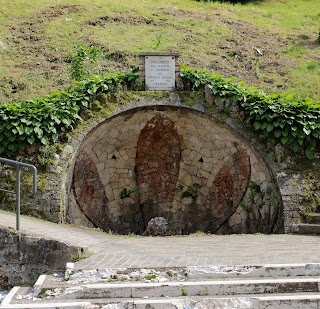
[0,211,319,270]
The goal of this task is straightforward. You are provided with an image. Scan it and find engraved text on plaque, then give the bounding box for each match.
[145,56,175,90]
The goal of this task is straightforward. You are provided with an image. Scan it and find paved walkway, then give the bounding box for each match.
[1,211,320,270]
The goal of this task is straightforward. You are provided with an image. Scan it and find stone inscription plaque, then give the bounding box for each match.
[145,56,175,90]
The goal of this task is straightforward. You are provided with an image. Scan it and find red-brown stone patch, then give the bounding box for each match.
[72,150,114,231]
[136,114,181,228]
[205,150,251,232]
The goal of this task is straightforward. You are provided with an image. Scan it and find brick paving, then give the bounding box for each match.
[1,211,320,270]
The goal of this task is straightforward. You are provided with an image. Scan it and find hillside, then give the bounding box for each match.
[0,0,319,102]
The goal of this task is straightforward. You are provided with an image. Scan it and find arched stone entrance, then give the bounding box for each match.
[68,105,283,235]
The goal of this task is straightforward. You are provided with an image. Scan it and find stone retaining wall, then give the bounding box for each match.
[1,92,318,234]
[69,106,283,235]
[0,227,83,288]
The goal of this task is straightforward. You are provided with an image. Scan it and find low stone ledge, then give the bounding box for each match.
[0,226,86,289]
[290,224,320,235]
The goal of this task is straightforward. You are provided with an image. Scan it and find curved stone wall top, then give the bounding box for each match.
[60,94,283,235]
[62,92,277,175]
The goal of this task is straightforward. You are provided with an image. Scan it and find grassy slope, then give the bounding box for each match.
[0,0,319,102]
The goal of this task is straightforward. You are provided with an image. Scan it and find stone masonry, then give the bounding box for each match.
[69,106,283,235]
[0,226,83,288]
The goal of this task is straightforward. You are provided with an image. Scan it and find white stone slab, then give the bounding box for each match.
[0,286,20,307]
[145,56,175,90]
[33,274,46,297]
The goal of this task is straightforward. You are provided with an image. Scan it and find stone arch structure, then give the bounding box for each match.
[66,97,283,235]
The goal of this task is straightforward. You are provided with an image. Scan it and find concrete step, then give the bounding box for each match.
[4,293,320,309]
[41,263,320,290]
[0,286,92,308]
[101,294,320,309]
[54,278,320,300]
[257,294,320,309]
[290,223,320,235]
[4,264,320,308]
[13,275,320,301]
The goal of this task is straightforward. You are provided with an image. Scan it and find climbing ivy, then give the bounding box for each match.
[0,69,141,157]
[1,64,319,160]
[180,66,320,159]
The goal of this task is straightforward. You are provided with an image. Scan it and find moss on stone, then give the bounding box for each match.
[203,101,217,116]
[178,91,204,107]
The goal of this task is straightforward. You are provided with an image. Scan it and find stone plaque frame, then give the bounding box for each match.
[139,52,182,91]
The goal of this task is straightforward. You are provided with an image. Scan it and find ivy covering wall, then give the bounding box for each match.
[0,66,319,159]
[0,70,141,157]
[180,66,320,159]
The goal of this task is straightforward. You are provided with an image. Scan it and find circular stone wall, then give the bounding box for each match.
[68,106,283,235]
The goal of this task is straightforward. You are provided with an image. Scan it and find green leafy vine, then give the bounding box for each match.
[180,65,320,159]
[0,69,141,157]
[1,63,319,161]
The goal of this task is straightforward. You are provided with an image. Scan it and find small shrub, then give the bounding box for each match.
[68,45,102,81]
[144,274,156,280]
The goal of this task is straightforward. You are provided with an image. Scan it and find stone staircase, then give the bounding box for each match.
[2,263,320,308]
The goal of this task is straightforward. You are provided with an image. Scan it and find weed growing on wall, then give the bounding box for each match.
[302,173,320,215]
[240,181,265,214]
[37,145,56,169]
[120,187,137,199]
[181,183,202,199]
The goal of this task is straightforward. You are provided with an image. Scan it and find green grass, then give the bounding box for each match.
[220,0,319,32]
[0,0,319,102]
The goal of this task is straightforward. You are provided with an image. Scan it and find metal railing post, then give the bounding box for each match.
[0,157,37,232]
[16,165,21,231]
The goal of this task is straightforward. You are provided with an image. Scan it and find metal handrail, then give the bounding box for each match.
[0,157,37,231]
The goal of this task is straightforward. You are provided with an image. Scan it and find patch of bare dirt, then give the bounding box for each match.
[0,5,80,101]
[86,15,155,26]
[161,7,296,91]
[86,7,297,93]
[86,11,192,32]
[214,18,295,87]
[9,5,79,46]
[1,5,317,102]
